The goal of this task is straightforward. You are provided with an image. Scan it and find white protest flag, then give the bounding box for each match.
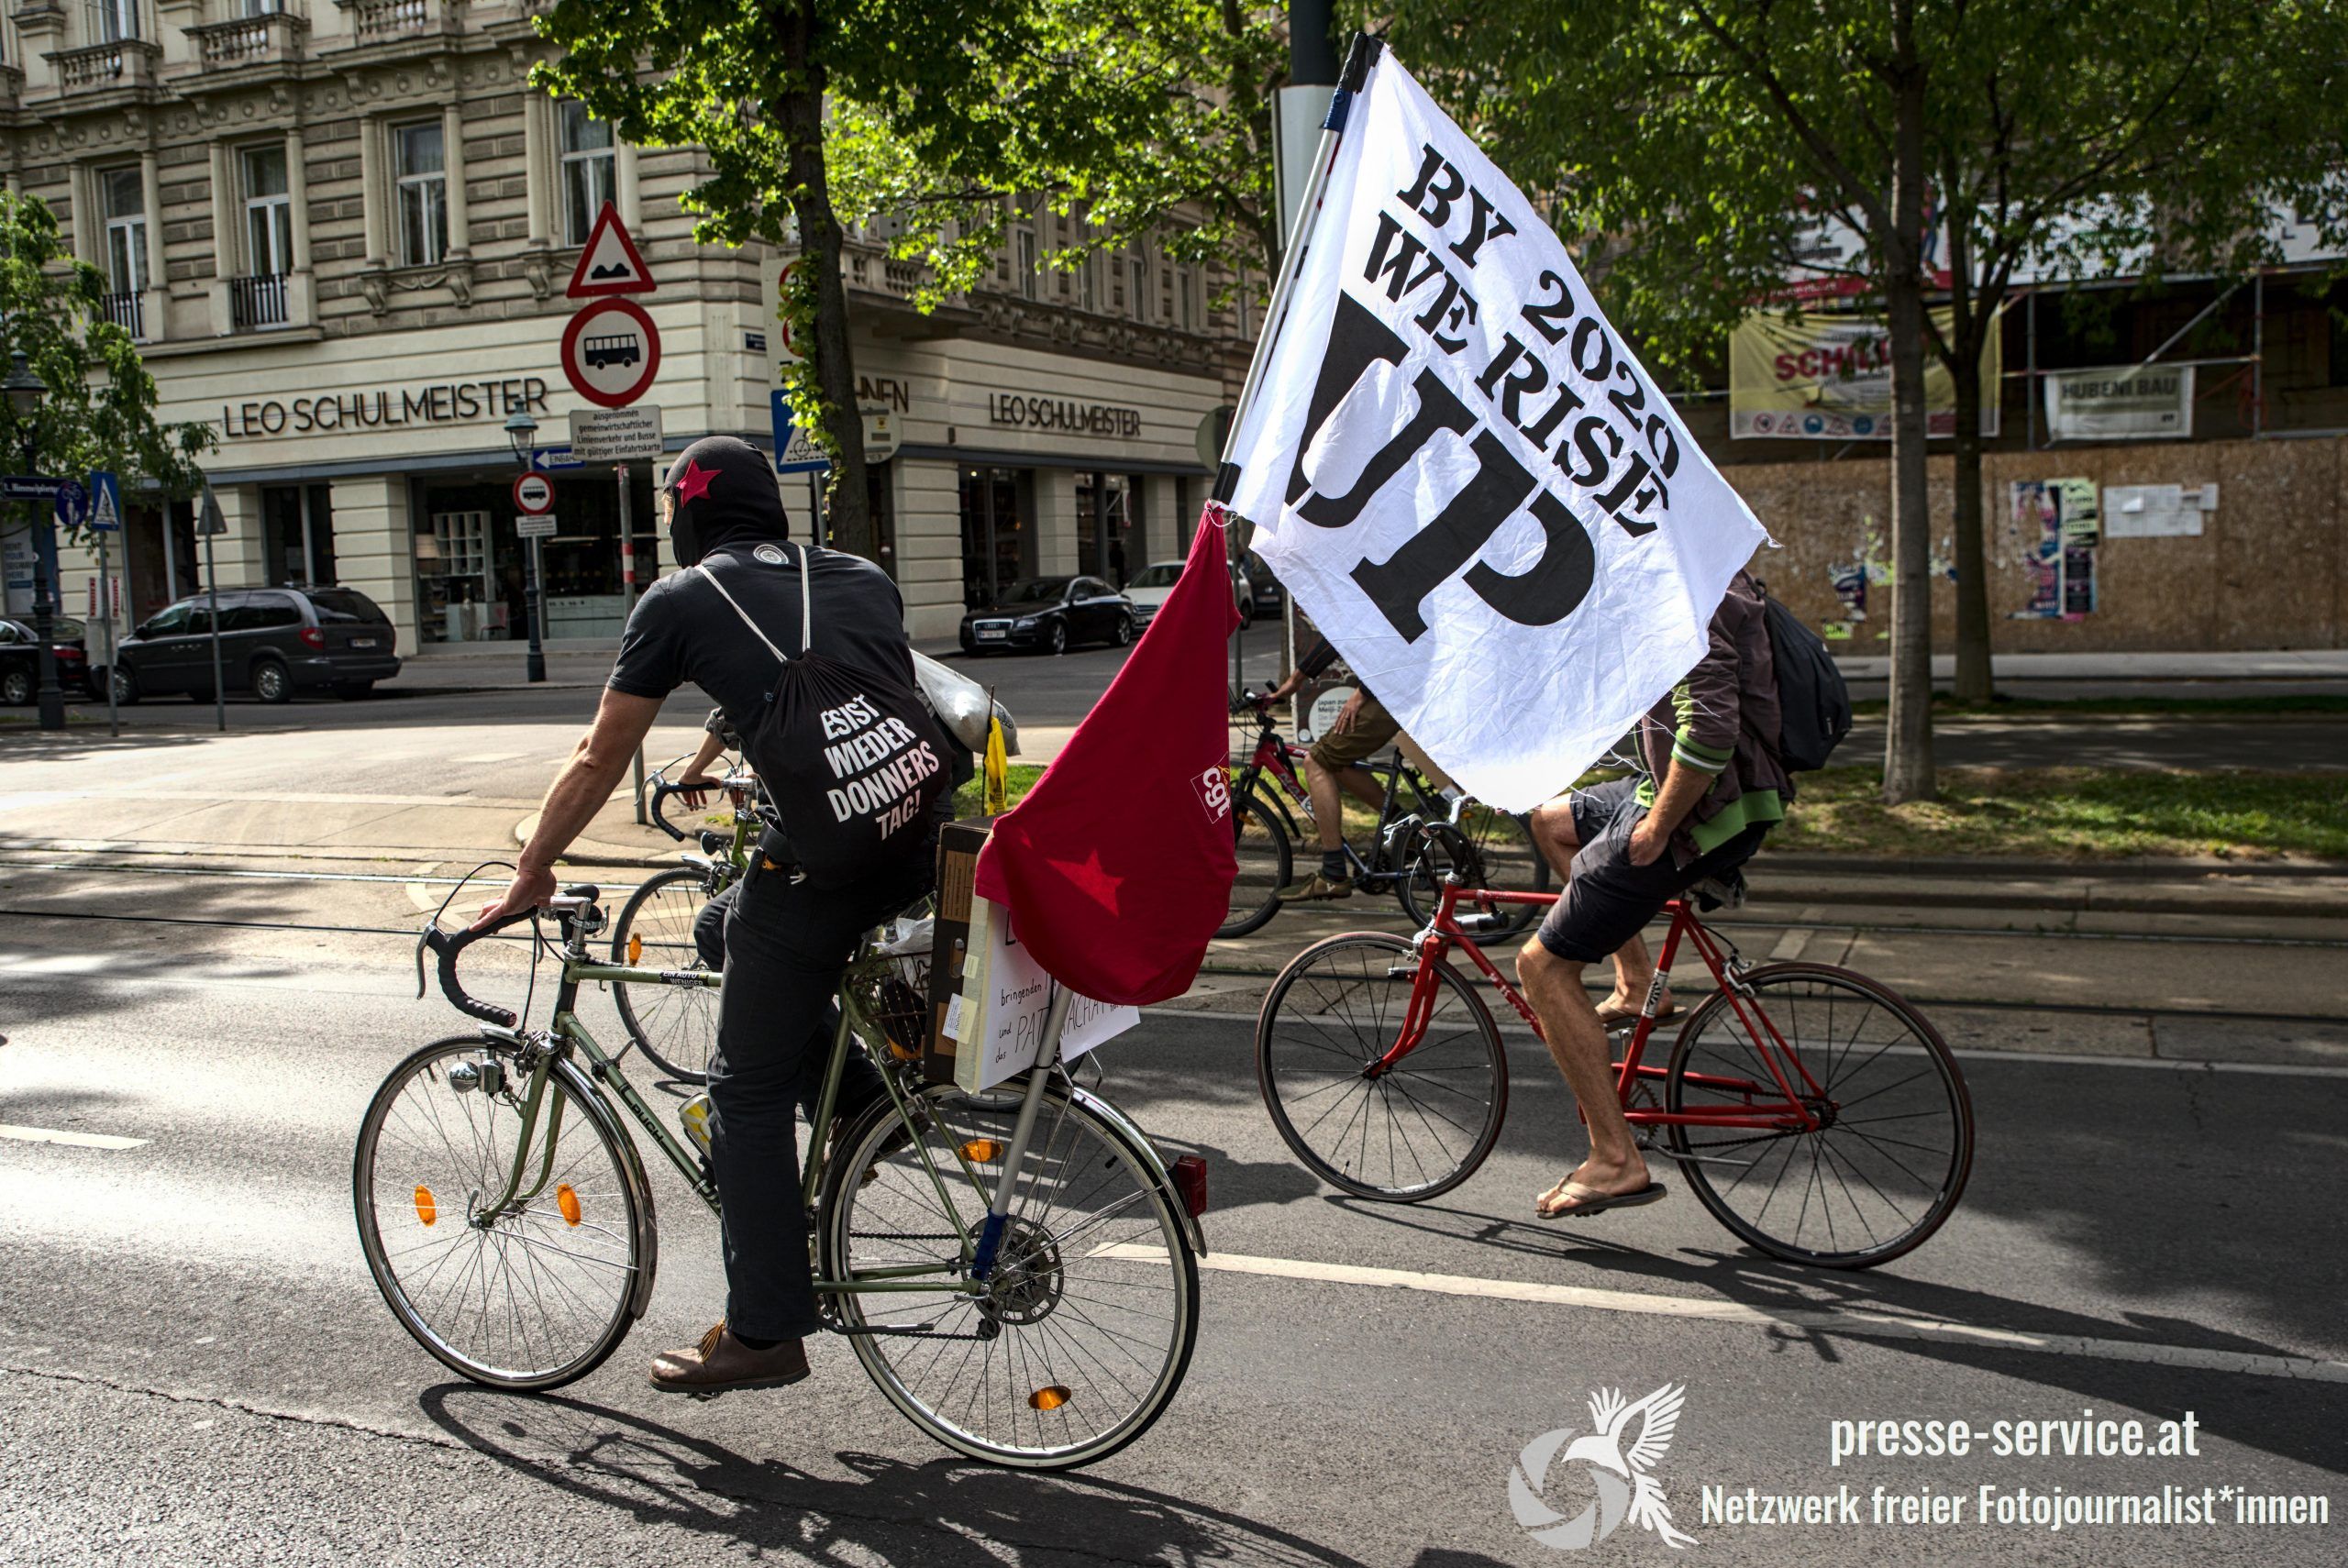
[1221,43,1773,812]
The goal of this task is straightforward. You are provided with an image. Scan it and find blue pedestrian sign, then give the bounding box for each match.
[771,392,832,475]
[88,470,122,533]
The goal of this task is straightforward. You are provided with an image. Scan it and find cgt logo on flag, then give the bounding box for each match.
[1191,767,1231,824]
[1511,1384,1696,1551]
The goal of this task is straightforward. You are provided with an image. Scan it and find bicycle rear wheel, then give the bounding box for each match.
[1394,806,1553,937]
[1664,964,1974,1269]
[354,1037,650,1389]
[1218,790,1290,939]
[610,865,725,1083]
[1256,933,1508,1200]
[819,1079,1200,1470]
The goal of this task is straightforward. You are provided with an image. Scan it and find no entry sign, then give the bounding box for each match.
[512,472,555,514]
[561,298,661,408]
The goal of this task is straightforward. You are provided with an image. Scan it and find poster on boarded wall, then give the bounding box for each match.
[2009,480,2099,620]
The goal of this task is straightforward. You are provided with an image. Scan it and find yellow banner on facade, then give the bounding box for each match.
[1730,306,2000,439]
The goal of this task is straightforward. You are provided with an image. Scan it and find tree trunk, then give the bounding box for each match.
[775,7,873,559]
[1881,1,1936,803]
[1948,331,1994,704]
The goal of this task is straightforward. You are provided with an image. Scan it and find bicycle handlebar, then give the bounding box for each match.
[414,909,537,1029]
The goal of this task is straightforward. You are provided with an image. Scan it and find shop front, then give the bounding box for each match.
[411,465,658,646]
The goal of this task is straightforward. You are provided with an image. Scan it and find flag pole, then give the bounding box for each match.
[1211,32,1385,502]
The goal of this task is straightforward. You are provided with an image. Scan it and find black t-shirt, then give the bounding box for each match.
[608,543,917,740]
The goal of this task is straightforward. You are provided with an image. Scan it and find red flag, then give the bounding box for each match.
[974,511,1241,1005]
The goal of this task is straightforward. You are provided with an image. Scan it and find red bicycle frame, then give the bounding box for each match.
[1374,881,1833,1134]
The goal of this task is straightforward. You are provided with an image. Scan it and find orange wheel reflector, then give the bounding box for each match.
[556,1183,582,1226]
[413,1186,437,1227]
[627,933,643,965]
[1028,1386,1072,1411]
[959,1139,1004,1163]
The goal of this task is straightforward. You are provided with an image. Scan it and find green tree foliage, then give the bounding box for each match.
[1382,0,2348,797]
[0,192,213,546]
[537,0,1285,558]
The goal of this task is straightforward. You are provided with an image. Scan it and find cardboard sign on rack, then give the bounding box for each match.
[943,894,1138,1092]
[566,203,656,297]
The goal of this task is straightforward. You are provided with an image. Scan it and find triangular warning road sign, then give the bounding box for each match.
[567,203,656,298]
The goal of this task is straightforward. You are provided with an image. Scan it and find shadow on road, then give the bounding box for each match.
[421,1384,1375,1567]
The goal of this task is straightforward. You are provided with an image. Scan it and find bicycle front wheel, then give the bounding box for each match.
[1218,790,1290,939]
[819,1079,1200,1470]
[354,1036,650,1389]
[1256,933,1508,1200]
[1665,964,1974,1269]
[610,865,725,1083]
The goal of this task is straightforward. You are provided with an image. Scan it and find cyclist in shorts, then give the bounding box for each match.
[1263,635,1401,900]
[1515,569,1789,1220]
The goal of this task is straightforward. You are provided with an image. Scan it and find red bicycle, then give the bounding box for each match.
[1255,879,1975,1268]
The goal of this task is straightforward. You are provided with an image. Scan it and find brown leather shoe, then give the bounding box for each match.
[648,1320,811,1397]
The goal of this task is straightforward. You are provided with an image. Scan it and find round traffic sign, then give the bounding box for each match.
[561,298,661,408]
[512,472,555,514]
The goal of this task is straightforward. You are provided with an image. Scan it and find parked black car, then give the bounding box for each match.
[111,585,402,704]
[1239,552,1286,617]
[959,576,1136,656]
[0,615,94,705]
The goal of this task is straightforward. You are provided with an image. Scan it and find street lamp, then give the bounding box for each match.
[4,350,65,732]
[503,411,546,683]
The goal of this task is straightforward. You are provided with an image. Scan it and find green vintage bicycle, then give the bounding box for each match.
[352,881,1206,1469]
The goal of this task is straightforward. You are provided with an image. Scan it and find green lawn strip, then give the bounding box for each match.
[949,763,1047,819]
[967,759,2343,862]
[1770,767,2348,861]
[1849,694,2348,718]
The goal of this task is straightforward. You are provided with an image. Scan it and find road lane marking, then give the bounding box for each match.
[1097,1246,2348,1385]
[0,1123,149,1151]
[1768,927,1813,961]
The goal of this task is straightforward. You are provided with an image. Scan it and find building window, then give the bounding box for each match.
[393,121,448,268]
[1014,227,1038,301]
[94,0,143,43]
[1077,248,1098,313]
[260,485,334,588]
[1128,244,1150,324]
[242,146,292,278]
[559,102,616,247]
[100,167,147,297]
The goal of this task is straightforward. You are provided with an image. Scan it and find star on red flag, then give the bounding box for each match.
[671,458,719,506]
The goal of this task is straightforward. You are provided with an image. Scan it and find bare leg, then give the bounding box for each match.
[1517,938,1649,1213]
[1530,798,1669,1019]
[1302,754,1346,853]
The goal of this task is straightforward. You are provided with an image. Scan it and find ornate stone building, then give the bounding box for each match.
[4,1,1251,650]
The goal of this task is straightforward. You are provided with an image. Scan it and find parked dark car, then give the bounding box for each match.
[1239,552,1286,617]
[959,575,1136,656]
[0,615,94,705]
[111,585,402,705]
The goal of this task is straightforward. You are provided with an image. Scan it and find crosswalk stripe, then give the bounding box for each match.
[0,1123,150,1151]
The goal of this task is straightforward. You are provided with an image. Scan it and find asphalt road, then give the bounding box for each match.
[3,885,2342,1566]
[9,637,2341,771]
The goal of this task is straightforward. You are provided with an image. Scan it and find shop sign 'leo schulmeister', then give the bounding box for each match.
[985,392,1143,438]
[217,377,554,439]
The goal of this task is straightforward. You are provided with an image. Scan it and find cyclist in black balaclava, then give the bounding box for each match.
[475,432,944,1397]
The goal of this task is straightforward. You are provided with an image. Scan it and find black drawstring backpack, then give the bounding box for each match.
[696,547,950,886]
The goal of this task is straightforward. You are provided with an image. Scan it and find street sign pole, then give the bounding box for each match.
[200,492,226,734]
[525,535,546,684]
[96,529,117,738]
[31,512,62,731]
[618,460,646,824]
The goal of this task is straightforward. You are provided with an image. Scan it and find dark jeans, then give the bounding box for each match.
[708,840,931,1341]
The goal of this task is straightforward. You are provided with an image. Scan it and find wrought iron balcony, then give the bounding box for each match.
[229,272,290,330]
[99,290,143,338]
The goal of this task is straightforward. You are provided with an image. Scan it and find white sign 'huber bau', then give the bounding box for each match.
[1218,39,1772,812]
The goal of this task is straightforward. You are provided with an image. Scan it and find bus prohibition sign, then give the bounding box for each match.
[561,297,661,408]
[513,472,555,514]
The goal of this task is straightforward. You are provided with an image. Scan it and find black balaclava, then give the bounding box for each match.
[663,434,790,568]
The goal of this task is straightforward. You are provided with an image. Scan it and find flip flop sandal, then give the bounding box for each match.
[1535,1180,1669,1220]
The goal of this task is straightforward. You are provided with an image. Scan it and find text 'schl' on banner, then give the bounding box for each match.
[1219,40,1773,812]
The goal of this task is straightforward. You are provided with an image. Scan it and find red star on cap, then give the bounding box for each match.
[671,458,719,507]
